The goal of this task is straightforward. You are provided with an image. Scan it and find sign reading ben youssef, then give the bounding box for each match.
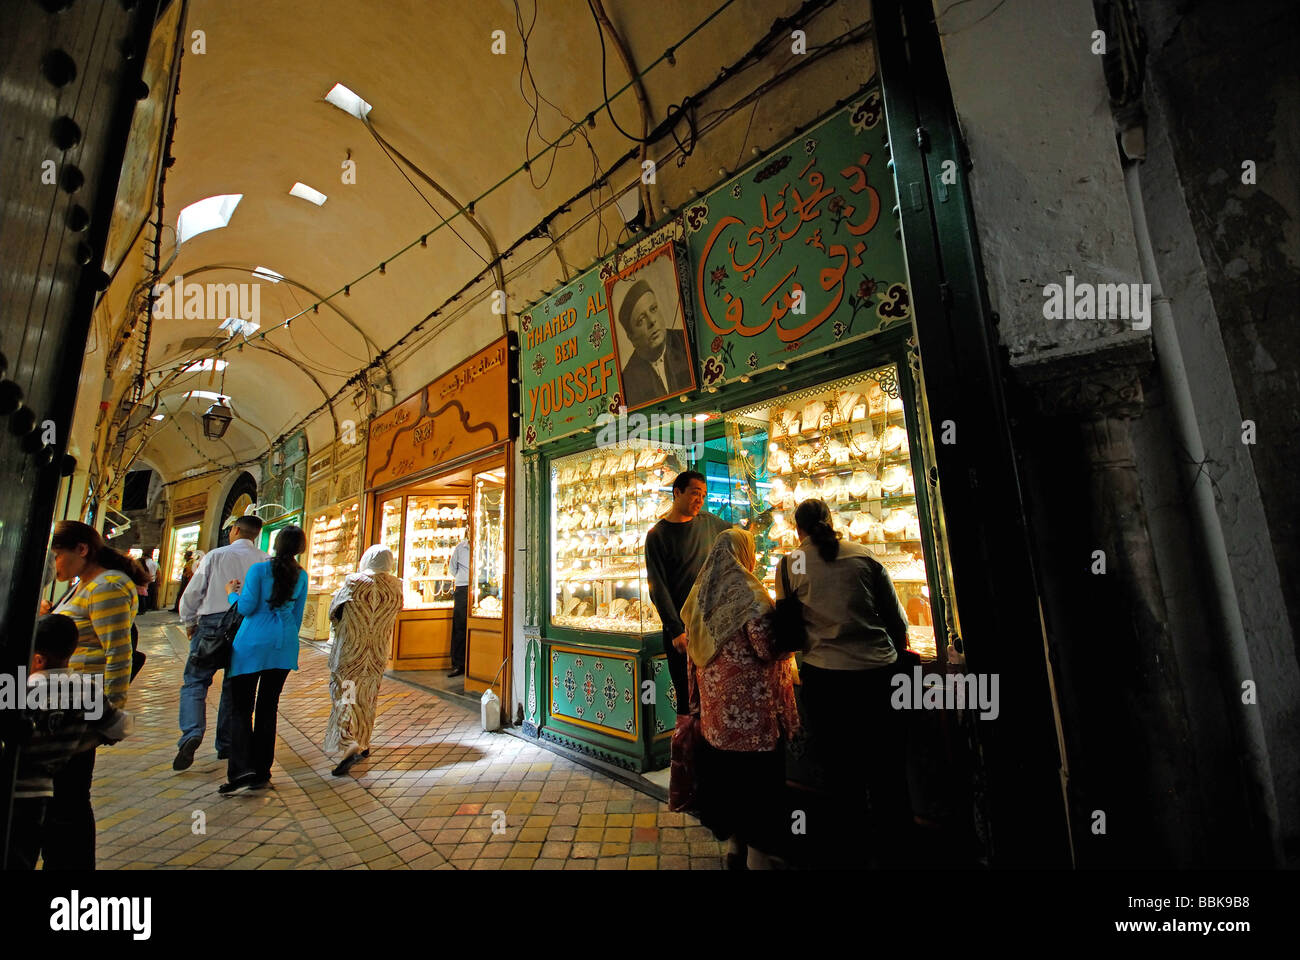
[520,272,620,447]
[685,88,911,385]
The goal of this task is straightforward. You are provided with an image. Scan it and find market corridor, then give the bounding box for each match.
[89,612,725,870]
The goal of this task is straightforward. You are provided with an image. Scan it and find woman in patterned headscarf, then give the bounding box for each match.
[324,544,403,776]
[680,528,799,869]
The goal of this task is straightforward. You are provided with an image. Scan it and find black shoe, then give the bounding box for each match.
[247,777,272,791]
[332,752,362,777]
[218,774,256,795]
[217,749,229,760]
[360,749,370,758]
[173,737,200,771]
[447,666,464,678]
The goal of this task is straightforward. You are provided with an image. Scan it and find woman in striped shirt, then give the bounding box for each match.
[41,520,148,870]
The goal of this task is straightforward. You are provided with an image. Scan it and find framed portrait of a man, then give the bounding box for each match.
[605,243,696,412]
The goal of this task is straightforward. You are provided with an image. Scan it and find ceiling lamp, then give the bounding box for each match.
[324,83,372,120]
[177,194,242,243]
[201,358,233,440]
[289,182,327,206]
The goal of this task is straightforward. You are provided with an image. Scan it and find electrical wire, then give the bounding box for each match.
[145,0,862,455]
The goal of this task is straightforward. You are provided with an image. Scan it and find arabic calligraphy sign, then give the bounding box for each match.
[686,90,911,386]
[366,336,514,489]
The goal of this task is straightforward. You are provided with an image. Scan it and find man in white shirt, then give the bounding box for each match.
[141,550,160,613]
[174,515,267,770]
[448,538,470,678]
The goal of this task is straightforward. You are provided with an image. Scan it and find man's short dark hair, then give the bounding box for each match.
[672,470,707,495]
[34,614,79,666]
[234,516,263,536]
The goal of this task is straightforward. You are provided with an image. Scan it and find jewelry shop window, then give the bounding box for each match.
[550,439,703,635]
[401,495,469,610]
[723,365,937,660]
[472,467,506,618]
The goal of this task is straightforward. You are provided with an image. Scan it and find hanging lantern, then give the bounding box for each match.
[202,356,233,439]
[202,398,233,439]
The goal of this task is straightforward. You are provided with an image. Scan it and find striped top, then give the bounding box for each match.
[54,570,137,709]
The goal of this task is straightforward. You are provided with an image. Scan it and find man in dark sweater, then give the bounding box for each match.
[644,470,730,715]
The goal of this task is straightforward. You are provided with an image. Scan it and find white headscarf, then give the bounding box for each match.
[681,528,773,667]
[329,544,399,620]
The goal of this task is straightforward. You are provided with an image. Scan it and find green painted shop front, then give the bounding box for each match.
[515,92,960,773]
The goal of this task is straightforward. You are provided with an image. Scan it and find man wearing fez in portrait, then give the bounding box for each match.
[616,278,692,409]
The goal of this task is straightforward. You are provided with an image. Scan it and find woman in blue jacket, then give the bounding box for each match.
[219,526,308,794]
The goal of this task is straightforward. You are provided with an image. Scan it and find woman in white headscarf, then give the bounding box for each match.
[680,528,799,869]
[324,544,403,776]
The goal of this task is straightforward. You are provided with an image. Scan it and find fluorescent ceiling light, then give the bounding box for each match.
[325,83,372,120]
[177,194,242,243]
[219,317,260,337]
[251,266,283,283]
[183,359,228,373]
[183,390,229,402]
[289,182,327,206]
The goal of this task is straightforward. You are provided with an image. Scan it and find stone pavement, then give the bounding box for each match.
[90,612,726,870]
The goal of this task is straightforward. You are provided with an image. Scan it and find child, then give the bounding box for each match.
[5,614,132,870]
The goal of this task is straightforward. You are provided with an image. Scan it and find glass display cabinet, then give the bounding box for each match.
[400,495,469,610]
[472,467,506,618]
[722,364,937,660]
[549,443,696,635]
[305,500,360,595]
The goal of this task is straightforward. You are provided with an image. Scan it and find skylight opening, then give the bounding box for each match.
[219,317,260,337]
[177,194,242,243]
[183,359,229,373]
[151,414,166,421]
[183,390,229,402]
[324,83,372,120]
[251,266,283,283]
[289,182,327,206]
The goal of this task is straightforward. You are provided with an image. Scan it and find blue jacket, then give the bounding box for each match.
[227,561,307,677]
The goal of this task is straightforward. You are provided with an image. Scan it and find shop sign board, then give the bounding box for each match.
[519,222,690,447]
[172,492,207,519]
[366,335,515,490]
[685,89,912,386]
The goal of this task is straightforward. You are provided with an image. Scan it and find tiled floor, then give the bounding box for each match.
[91,612,726,870]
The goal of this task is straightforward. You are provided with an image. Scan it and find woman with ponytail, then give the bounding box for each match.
[778,498,914,867]
[219,525,308,794]
[42,520,148,869]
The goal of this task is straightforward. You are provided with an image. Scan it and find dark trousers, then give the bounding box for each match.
[6,798,47,870]
[450,586,468,670]
[800,663,912,863]
[228,669,289,783]
[664,636,690,716]
[41,747,96,870]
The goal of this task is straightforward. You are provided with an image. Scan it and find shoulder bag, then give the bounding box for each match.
[193,600,242,670]
[770,555,809,655]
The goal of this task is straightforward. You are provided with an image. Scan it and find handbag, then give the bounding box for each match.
[770,555,809,655]
[193,600,242,670]
[668,713,701,813]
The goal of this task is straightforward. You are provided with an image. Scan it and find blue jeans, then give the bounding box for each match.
[178,612,233,752]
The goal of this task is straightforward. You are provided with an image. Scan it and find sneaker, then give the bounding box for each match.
[173,737,200,771]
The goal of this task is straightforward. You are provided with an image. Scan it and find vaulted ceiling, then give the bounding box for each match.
[114,0,874,482]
